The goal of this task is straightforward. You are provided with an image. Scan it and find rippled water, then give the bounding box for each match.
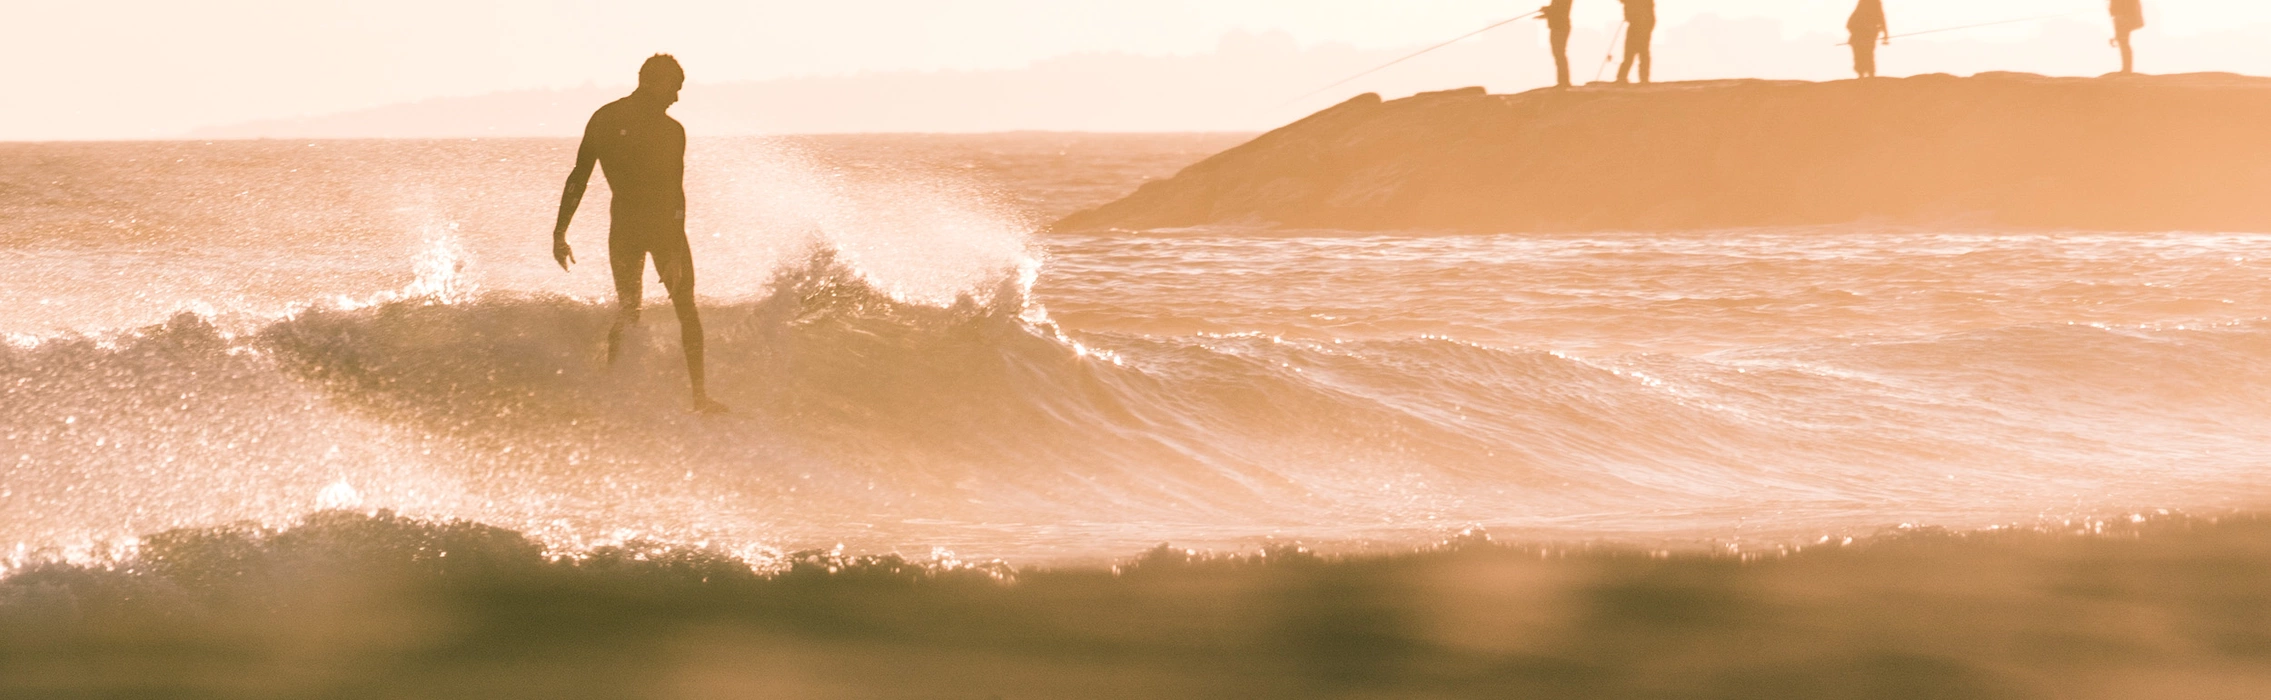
[5,136,2271,565]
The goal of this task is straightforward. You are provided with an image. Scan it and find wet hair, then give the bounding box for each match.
[638,54,684,89]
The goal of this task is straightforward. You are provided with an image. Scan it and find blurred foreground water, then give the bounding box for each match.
[6,510,2270,699]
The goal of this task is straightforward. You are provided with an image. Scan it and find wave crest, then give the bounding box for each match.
[12,252,2271,557]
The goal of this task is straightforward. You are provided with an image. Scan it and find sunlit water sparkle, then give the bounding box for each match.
[5,136,2271,565]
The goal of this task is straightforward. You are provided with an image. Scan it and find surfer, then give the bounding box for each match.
[1848,0,1890,79]
[1616,0,1655,84]
[1539,0,1575,88]
[2110,0,2145,74]
[551,54,729,414]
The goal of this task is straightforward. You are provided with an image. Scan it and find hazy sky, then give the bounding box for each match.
[6,1,2269,140]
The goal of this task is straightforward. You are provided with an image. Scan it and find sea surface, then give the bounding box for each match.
[7,134,2271,697]
[5,134,2271,562]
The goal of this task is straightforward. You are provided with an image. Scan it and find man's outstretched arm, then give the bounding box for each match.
[552,120,601,271]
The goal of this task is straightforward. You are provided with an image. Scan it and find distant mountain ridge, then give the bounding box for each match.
[185,35,1485,139]
[189,86,620,139]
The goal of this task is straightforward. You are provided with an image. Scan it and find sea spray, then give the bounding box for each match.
[692,138,1038,307]
[8,137,2271,565]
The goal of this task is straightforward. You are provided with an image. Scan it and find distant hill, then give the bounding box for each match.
[186,33,1534,139]
[1056,73,2271,233]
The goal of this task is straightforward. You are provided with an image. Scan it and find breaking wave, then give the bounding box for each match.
[8,244,2271,562]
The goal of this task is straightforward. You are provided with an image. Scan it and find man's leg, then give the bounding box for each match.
[1551,28,1572,87]
[2118,31,2135,73]
[1636,25,1653,83]
[607,233,647,365]
[651,233,723,411]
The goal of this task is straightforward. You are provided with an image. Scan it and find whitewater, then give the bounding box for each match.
[15,131,2271,698]
[5,134,2271,568]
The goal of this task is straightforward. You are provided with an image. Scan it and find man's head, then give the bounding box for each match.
[636,54,685,105]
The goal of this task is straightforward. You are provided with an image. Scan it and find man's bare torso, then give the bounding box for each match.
[584,98,687,228]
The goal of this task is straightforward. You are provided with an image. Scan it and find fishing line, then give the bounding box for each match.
[1593,20,1628,83]
[1837,11,2085,46]
[1280,10,1544,108]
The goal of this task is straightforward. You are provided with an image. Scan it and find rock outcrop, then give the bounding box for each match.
[1056,73,2271,233]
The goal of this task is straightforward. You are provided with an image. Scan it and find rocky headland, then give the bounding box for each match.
[1056,73,2271,233]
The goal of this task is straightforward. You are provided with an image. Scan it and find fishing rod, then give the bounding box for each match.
[1837,11,2084,46]
[1281,10,1544,107]
[1593,20,1629,83]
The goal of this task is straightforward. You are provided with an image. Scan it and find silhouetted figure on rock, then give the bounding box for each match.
[1616,0,1655,84]
[1848,0,1890,78]
[552,54,729,414]
[2110,0,2145,74]
[1540,0,1576,88]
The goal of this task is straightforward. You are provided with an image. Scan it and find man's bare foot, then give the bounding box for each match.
[692,396,731,414]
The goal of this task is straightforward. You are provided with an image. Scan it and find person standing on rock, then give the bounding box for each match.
[2110,0,2145,74]
[1616,0,1655,84]
[1848,0,1890,79]
[1539,0,1576,88]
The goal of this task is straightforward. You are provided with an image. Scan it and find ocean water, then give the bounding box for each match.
[7,134,2271,697]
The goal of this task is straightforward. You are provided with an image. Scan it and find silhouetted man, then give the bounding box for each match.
[1539,0,1576,88]
[2110,0,2144,74]
[1616,0,1655,84]
[1848,0,1890,78]
[552,54,729,414]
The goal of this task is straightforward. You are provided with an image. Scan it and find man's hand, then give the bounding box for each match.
[554,236,575,271]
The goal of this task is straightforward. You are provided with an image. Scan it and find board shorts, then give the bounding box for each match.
[609,219,695,315]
